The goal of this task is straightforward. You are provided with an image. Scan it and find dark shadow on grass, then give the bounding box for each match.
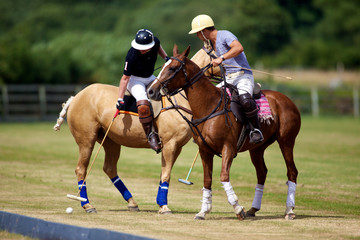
[108,209,159,213]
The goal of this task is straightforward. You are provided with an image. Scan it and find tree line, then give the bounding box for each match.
[0,0,359,85]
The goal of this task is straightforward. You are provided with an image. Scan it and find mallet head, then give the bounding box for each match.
[178,178,193,185]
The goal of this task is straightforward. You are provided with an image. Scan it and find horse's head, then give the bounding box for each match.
[148,44,194,101]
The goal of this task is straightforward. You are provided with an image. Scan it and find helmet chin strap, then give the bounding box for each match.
[200,30,210,44]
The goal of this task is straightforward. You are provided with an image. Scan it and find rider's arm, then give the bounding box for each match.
[212,40,244,66]
[118,74,131,99]
[158,44,169,61]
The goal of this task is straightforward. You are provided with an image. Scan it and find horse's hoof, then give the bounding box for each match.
[246,207,259,217]
[285,207,295,220]
[234,205,246,220]
[285,213,296,220]
[128,205,139,212]
[194,212,206,220]
[83,204,97,213]
[158,205,172,214]
[127,198,139,212]
[85,208,97,213]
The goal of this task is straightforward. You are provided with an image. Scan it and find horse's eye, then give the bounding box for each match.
[169,67,176,72]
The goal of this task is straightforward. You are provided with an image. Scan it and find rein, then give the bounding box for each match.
[161,56,232,157]
[161,57,213,96]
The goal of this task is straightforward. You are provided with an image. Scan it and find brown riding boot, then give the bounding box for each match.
[137,100,162,153]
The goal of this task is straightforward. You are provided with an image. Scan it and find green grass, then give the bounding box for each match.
[0,117,360,239]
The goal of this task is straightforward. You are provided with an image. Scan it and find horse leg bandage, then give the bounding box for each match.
[78,180,89,207]
[251,184,264,210]
[200,187,212,213]
[156,181,169,206]
[286,181,297,208]
[222,182,238,206]
[111,176,132,201]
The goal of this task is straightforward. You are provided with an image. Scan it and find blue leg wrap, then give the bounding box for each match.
[156,181,169,206]
[111,176,132,201]
[78,180,89,207]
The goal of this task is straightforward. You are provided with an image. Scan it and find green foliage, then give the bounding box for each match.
[0,0,359,84]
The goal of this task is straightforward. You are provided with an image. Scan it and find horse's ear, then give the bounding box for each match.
[183,45,191,57]
[173,44,179,56]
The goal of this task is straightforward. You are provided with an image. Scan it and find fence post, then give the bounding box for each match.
[311,86,319,117]
[354,87,359,118]
[1,85,9,120]
[38,85,46,120]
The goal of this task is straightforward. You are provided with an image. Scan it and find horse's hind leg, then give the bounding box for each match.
[74,137,97,213]
[278,136,298,220]
[247,145,269,217]
[101,135,139,211]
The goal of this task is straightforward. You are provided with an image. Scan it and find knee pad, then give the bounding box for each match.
[137,100,153,123]
[238,93,256,112]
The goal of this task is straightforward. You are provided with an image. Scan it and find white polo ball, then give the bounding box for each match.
[66,207,73,214]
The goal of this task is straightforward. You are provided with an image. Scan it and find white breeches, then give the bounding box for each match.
[216,72,254,95]
[127,75,156,101]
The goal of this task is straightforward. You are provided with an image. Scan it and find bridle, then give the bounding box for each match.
[157,56,230,158]
[159,56,212,97]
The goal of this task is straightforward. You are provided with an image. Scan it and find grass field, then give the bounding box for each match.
[0,116,360,240]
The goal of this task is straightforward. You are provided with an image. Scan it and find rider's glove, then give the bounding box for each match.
[116,98,125,110]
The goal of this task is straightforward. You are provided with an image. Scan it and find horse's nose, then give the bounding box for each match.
[147,88,158,100]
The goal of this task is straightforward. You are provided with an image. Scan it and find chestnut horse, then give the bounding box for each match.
[54,83,193,214]
[148,45,301,220]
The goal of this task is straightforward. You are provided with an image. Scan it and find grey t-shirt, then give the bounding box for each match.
[215,30,252,75]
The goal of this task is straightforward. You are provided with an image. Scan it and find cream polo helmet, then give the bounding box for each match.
[189,14,215,34]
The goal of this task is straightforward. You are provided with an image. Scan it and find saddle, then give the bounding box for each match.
[118,91,163,118]
[228,82,262,124]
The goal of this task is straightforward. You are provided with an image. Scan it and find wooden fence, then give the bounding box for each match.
[0,85,88,122]
[0,84,359,122]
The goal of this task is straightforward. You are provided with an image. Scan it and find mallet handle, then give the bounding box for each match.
[185,150,199,181]
[77,109,119,194]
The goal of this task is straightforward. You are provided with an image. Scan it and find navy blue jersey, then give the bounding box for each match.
[123,37,160,78]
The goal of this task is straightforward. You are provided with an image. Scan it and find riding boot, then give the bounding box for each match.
[245,108,264,144]
[238,93,264,144]
[137,100,162,153]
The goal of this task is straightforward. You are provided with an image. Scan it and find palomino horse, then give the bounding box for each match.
[54,83,193,214]
[148,45,301,220]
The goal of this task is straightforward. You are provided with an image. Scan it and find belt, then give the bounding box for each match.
[226,71,244,78]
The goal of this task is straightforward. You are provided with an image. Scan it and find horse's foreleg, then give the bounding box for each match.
[220,148,246,220]
[156,142,182,214]
[247,147,268,217]
[194,187,212,220]
[194,151,214,220]
[102,137,139,211]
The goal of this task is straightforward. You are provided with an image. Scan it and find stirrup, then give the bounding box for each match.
[249,129,264,144]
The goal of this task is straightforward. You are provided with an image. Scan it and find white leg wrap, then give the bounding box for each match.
[200,187,212,213]
[251,184,264,210]
[286,181,297,208]
[221,182,238,206]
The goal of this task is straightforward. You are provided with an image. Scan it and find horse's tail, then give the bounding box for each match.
[53,96,74,131]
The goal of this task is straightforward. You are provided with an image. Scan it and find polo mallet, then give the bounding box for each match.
[223,63,293,80]
[67,109,120,202]
[178,150,199,185]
